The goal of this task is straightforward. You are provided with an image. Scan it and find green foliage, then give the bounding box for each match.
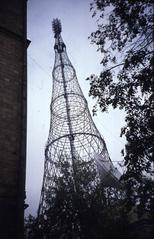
[25,156,126,238]
[37,157,104,239]
[87,0,154,211]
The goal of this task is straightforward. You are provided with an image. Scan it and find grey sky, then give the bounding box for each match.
[26,0,125,217]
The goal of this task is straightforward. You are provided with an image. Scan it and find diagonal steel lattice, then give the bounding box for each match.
[38,19,120,216]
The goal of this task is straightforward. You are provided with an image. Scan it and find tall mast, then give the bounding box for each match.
[38,19,120,217]
[52,19,77,191]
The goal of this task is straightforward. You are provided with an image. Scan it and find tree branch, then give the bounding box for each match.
[105,63,124,72]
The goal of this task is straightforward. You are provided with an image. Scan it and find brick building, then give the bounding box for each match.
[0,1,28,238]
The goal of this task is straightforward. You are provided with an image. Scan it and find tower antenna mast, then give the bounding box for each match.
[38,18,120,218]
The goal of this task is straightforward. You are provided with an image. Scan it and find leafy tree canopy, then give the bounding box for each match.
[87,0,154,211]
[25,156,125,239]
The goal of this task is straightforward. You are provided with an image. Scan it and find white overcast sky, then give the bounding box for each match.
[26,0,126,217]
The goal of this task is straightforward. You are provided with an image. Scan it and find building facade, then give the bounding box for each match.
[0,1,28,238]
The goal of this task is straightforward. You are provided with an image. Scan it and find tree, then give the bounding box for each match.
[87,0,154,213]
[36,156,106,239]
[25,155,126,239]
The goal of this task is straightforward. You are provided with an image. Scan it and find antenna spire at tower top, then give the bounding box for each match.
[52,18,62,36]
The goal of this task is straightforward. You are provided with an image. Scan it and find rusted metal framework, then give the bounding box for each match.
[38,19,120,216]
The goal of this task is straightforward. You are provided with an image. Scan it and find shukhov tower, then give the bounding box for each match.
[38,19,120,218]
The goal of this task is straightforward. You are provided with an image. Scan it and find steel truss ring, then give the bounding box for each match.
[45,132,106,155]
[50,92,88,119]
[52,63,75,83]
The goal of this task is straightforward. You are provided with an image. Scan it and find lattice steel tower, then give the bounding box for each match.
[38,19,120,217]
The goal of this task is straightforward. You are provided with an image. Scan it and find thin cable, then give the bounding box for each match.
[28,54,51,78]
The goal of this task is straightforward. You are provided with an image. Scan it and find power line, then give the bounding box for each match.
[28,54,51,78]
